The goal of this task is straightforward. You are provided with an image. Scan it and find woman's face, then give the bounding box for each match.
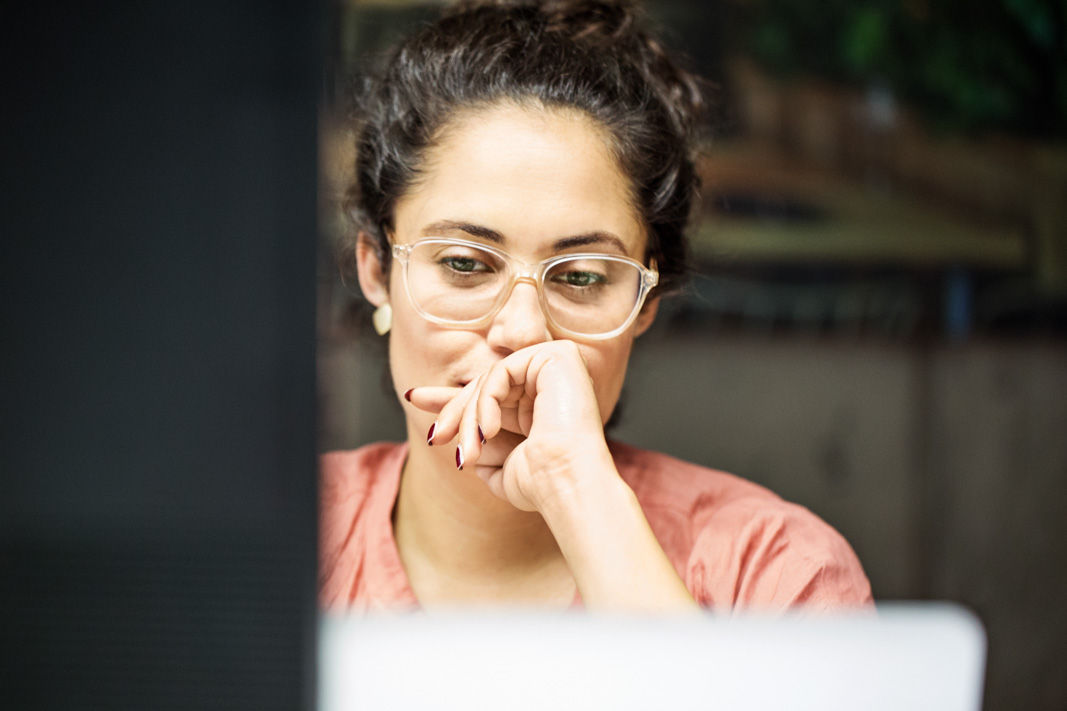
[363,103,657,437]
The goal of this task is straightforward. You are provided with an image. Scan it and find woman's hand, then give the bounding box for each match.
[408,340,697,612]
[408,340,616,513]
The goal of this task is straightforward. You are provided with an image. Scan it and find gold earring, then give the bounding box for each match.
[372,303,392,336]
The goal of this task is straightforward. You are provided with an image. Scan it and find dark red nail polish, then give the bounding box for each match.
[404,388,413,402]
[477,425,486,445]
[427,422,436,446]
[455,445,464,470]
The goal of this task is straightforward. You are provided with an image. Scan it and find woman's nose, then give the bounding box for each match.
[486,279,551,353]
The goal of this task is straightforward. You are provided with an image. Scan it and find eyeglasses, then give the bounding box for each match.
[392,238,658,340]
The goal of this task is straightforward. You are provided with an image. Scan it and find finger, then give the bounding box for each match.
[476,466,506,501]
[456,379,487,471]
[476,342,573,423]
[406,386,463,414]
[476,353,535,440]
[497,403,525,436]
[476,380,524,440]
[474,429,523,468]
[517,395,534,437]
[500,462,536,512]
[509,341,602,431]
[429,375,482,447]
[485,395,531,438]
[472,431,519,499]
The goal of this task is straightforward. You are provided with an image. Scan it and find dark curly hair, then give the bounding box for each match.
[344,0,706,297]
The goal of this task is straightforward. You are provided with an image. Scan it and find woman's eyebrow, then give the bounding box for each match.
[421,220,629,254]
[421,220,504,243]
[553,232,629,254]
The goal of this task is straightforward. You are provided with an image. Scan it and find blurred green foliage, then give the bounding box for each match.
[740,0,1067,137]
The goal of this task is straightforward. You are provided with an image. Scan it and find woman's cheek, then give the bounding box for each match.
[387,311,436,391]
[580,341,633,423]
[395,318,477,389]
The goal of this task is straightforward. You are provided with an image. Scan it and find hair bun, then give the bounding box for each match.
[542,0,636,42]
[447,0,704,139]
[449,0,637,42]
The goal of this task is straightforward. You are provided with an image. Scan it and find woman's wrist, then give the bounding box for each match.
[520,438,620,518]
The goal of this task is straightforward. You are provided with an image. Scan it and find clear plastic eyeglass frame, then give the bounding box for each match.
[391,237,659,341]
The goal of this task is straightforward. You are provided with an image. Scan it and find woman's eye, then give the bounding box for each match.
[441,256,486,273]
[553,270,605,287]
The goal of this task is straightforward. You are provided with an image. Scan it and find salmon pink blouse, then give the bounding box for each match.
[320,441,872,611]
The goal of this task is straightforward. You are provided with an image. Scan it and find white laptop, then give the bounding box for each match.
[320,603,985,711]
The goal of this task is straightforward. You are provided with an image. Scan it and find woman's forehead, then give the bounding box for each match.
[394,103,646,257]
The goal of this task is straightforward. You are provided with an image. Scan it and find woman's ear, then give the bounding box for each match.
[634,296,660,337]
[355,232,389,307]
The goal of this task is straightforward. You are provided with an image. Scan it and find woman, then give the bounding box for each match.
[321,0,871,612]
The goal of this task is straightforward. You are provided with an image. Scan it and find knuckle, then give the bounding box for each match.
[561,341,586,366]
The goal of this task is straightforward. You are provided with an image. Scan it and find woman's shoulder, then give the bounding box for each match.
[319,442,410,609]
[609,440,821,543]
[609,440,872,609]
[609,440,782,510]
[320,442,407,528]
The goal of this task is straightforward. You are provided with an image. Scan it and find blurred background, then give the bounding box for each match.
[318,2,1067,710]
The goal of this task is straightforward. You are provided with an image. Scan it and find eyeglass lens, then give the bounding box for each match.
[405,241,643,335]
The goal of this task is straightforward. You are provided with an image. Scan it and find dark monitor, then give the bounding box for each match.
[1,3,320,709]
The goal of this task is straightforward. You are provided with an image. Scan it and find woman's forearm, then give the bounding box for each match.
[539,457,699,613]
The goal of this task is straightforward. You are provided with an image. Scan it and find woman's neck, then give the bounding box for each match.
[393,429,574,605]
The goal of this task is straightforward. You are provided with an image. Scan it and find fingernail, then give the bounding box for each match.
[403,388,413,402]
[477,425,486,445]
[426,421,436,446]
[455,445,464,470]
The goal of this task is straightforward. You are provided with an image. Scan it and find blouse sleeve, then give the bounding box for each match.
[684,496,873,611]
